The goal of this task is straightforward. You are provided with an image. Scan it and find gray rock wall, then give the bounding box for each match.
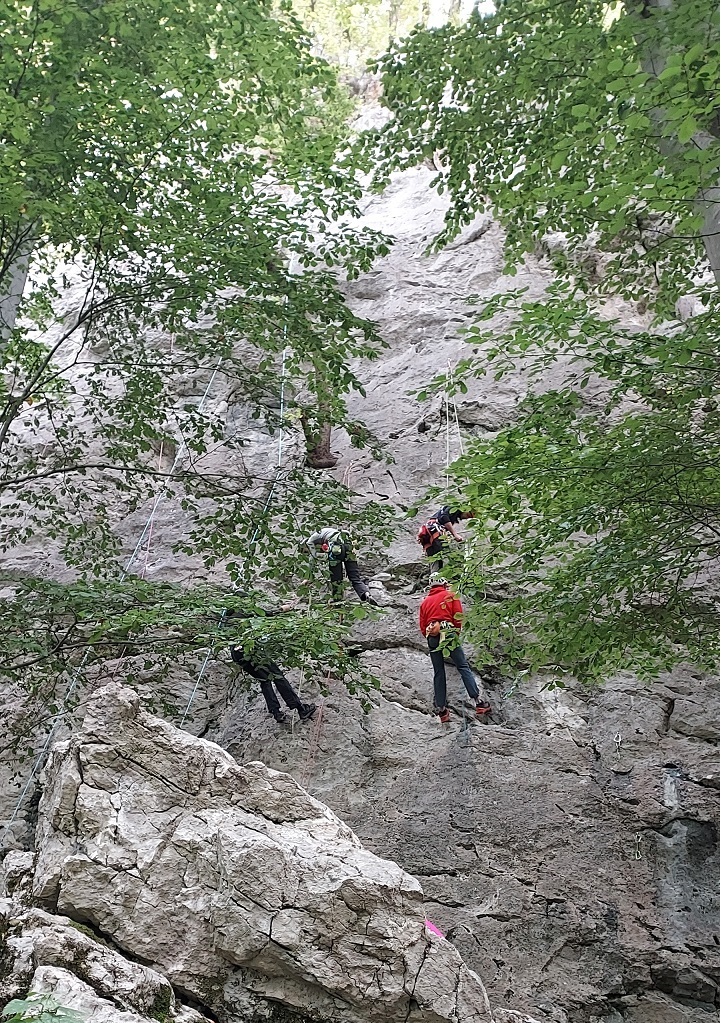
[1,167,718,1022]
[9,684,520,1023]
[208,167,719,1021]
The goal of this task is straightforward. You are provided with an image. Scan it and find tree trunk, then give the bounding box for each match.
[301,414,338,469]
[389,0,403,38]
[635,0,719,282]
[447,0,462,25]
[1,225,35,344]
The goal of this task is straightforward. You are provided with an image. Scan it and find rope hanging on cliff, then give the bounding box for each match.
[444,358,465,484]
[442,361,474,739]
[0,358,224,846]
[179,347,288,728]
[301,688,327,787]
[123,357,224,577]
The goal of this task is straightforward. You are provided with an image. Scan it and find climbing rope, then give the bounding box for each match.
[443,358,466,494]
[445,365,452,494]
[1,357,224,846]
[179,347,288,728]
[301,688,327,788]
[124,357,223,577]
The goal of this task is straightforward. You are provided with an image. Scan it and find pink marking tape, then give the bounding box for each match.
[424,918,445,939]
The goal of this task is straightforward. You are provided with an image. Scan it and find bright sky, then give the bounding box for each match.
[428,0,495,26]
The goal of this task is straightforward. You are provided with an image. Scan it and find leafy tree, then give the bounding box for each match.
[0,0,395,766]
[366,0,719,681]
[368,0,719,292]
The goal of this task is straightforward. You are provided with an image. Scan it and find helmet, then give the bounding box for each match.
[428,574,448,588]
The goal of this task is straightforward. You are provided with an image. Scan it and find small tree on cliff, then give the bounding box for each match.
[364,0,719,681]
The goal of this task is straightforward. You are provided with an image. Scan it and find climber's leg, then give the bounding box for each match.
[328,559,345,601]
[261,666,316,721]
[233,653,285,718]
[428,634,448,711]
[343,558,370,601]
[258,679,283,718]
[425,537,445,571]
[272,672,305,711]
[449,644,481,702]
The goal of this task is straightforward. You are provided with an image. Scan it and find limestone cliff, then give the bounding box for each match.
[2,683,540,1023]
[0,167,718,1023]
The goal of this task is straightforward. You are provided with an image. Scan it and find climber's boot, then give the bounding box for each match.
[438,707,451,724]
[299,703,317,721]
[475,701,491,719]
[273,710,288,723]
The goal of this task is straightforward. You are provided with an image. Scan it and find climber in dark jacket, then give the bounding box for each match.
[306,527,374,604]
[421,507,475,569]
[224,605,316,724]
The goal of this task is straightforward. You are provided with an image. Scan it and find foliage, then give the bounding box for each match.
[0,576,383,764]
[425,290,718,682]
[1,0,390,571]
[366,0,719,308]
[366,0,719,682]
[292,0,432,72]
[1,994,84,1023]
[0,0,398,722]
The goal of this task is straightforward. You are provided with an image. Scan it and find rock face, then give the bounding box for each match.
[27,682,509,1023]
[211,617,720,1023]
[1,162,718,1023]
[0,854,206,1022]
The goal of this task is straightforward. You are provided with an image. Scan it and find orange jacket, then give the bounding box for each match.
[419,585,464,635]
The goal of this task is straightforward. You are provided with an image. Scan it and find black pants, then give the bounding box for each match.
[328,543,369,601]
[230,650,303,716]
[425,537,446,570]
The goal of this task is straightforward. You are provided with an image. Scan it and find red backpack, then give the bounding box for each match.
[417,519,443,550]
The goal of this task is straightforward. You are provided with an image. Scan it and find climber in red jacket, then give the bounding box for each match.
[419,575,491,724]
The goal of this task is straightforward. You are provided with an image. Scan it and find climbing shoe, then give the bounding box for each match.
[475,701,492,718]
[273,711,288,723]
[299,703,317,721]
[438,707,451,724]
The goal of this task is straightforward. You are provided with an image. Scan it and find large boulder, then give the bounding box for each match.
[30,682,514,1023]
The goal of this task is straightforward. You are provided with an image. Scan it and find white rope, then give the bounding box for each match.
[445,362,451,493]
[124,356,223,576]
[277,345,286,467]
[2,358,223,846]
[179,347,288,728]
[452,391,465,458]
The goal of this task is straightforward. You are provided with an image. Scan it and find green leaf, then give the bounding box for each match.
[677,115,698,143]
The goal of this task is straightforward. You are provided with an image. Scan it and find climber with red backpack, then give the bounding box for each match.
[419,575,491,724]
[417,506,474,568]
